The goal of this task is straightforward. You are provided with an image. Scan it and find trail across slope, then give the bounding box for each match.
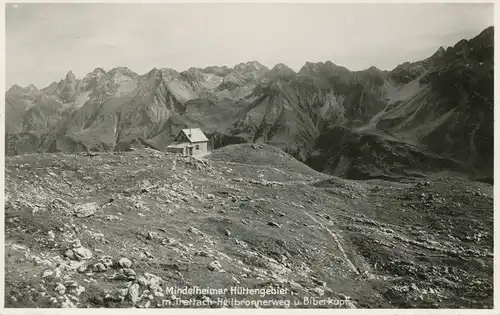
[4,147,493,308]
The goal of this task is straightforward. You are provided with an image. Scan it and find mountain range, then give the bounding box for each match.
[5,26,494,181]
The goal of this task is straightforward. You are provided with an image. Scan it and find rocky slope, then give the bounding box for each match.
[5,27,494,181]
[5,145,493,308]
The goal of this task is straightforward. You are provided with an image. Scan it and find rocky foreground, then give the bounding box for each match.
[4,144,493,308]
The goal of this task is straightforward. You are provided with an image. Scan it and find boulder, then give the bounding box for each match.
[118,257,133,268]
[73,202,99,218]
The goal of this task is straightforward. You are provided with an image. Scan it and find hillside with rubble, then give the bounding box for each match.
[5,144,493,308]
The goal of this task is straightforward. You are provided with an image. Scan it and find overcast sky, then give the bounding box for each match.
[6,2,494,88]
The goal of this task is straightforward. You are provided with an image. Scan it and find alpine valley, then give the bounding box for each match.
[5,26,493,182]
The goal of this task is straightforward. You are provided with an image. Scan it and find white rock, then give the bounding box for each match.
[93,262,107,272]
[73,202,99,218]
[40,259,53,268]
[61,298,76,308]
[72,239,82,248]
[55,283,66,295]
[128,283,141,304]
[52,255,65,264]
[187,226,201,235]
[311,287,325,296]
[118,257,132,268]
[208,261,222,271]
[75,286,86,296]
[73,247,92,261]
[150,283,163,294]
[137,276,148,286]
[48,231,56,240]
[42,270,54,278]
[101,257,114,268]
[64,249,76,260]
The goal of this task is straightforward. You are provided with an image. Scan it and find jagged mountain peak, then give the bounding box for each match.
[7,84,25,93]
[424,46,447,65]
[234,60,268,71]
[108,66,137,78]
[477,25,494,39]
[453,38,470,50]
[258,63,297,83]
[271,63,294,71]
[27,84,38,92]
[298,61,359,86]
[92,67,107,75]
[356,65,385,77]
[142,67,161,78]
[81,67,107,91]
[299,61,335,74]
[65,70,76,82]
[367,65,382,72]
[159,68,181,80]
[269,63,296,76]
[469,25,494,48]
[300,61,324,71]
[182,67,204,77]
[298,60,350,73]
[83,67,107,78]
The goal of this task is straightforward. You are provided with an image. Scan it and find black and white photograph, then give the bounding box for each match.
[4,1,495,310]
